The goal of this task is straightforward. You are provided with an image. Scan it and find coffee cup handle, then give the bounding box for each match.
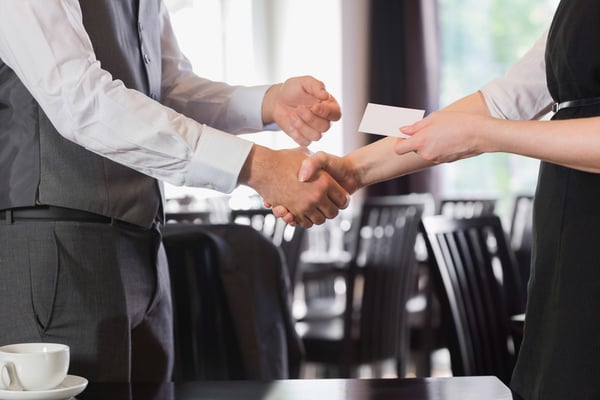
[0,362,23,391]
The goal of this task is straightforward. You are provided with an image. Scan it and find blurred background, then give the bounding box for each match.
[163,0,557,226]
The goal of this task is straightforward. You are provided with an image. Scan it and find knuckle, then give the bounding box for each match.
[309,131,323,142]
[325,207,339,219]
[312,215,326,225]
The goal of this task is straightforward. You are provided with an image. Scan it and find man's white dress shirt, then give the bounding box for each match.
[0,1,272,193]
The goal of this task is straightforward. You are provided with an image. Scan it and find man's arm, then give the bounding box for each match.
[0,1,347,222]
[0,0,231,188]
[159,2,341,146]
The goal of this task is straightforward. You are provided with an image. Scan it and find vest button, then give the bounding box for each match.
[143,53,151,64]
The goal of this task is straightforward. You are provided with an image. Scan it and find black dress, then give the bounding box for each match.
[510,1,600,398]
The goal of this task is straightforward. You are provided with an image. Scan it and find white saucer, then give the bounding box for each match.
[0,375,88,400]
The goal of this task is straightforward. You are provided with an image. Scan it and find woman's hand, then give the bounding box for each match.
[394,111,488,163]
[262,76,341,146]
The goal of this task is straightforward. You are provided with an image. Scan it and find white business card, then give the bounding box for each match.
[358,103,425,138]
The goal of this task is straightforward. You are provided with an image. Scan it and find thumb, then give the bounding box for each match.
[302,76,329,101]
[271,206,298,226]
[298,151,329,182]
[394,137,417,156]
[271,205,287,217]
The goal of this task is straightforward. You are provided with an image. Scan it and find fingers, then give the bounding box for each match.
[313,171,348,219]
[271,182,346,227]
[271,205,288,218]
[394,137,417,156]
[271,205,298,227]
[298,106,331,135]
[299,151,357,193]
[289,98,341,145]
[274,76,341,146]
[285,124,312,147]
[301,76,330,101]
[291,174,346,228]
[395,119,426,155]
[285,108,326,146]
[281,213,298,226]
[311,95,342,122]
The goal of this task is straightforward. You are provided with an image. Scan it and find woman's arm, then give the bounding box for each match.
[295,92,493,194]
[397,110,600,174]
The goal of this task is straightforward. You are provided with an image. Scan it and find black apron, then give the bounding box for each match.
[511,1,600,399]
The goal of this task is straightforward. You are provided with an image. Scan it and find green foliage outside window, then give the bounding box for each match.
[438,0,557,219]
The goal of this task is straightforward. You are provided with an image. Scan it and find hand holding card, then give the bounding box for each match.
[358,103,425,138]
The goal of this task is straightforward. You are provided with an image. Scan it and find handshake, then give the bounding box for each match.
[239,75,476,227]
[239,145,356,229]
[234,75,364,229]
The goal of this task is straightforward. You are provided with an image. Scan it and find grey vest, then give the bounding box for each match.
[0,0,163,228]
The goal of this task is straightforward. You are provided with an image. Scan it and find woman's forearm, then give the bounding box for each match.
[345,136,432,189]
[346,92,492,189]
[483,116,600,173]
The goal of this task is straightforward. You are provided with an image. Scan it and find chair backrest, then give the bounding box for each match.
[344,196,425,364]
[419,215,523,383]
[162,223,303,381]
[230,208,305,289]
[508,194,534,296]
[165,211,212,224]
[438,197,497,218]
[161,226,242,381]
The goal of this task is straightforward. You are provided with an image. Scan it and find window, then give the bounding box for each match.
[163,1,556,220]
[438,0,559,219]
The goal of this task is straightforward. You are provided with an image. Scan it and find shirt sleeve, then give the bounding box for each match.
[480,28,554,121]
[0,0,267,193]
[159,2,273,134]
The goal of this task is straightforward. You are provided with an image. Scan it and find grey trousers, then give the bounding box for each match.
[0,218,173,382]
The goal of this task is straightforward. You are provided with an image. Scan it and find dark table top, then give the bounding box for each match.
[77,376,514,400]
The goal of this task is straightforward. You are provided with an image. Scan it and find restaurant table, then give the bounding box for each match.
[76,376,514,400]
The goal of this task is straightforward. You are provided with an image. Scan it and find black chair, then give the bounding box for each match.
[438,197,497,218]
[419,215,525,384]
[508,194,534,298]
[407,196,498,376]
[165,211,211,224]
[296,196,424,378]
[230,208,305,290]
[162,226,240,381]
[162,223,303,381]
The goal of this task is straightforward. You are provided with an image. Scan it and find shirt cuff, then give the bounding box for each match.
[227,85,280,132]
[184,125,253,193]
[480,80,513,120]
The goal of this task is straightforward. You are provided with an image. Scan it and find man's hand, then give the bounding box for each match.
[238,145,349,228]
[271,151,359,224]
[262,76,341,146]
[297,151,360,194]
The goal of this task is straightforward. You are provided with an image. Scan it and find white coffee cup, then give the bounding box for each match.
[0,343,69,391]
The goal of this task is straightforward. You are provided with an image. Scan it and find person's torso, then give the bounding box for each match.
[0,0,163,227]
[511,1,600,399]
